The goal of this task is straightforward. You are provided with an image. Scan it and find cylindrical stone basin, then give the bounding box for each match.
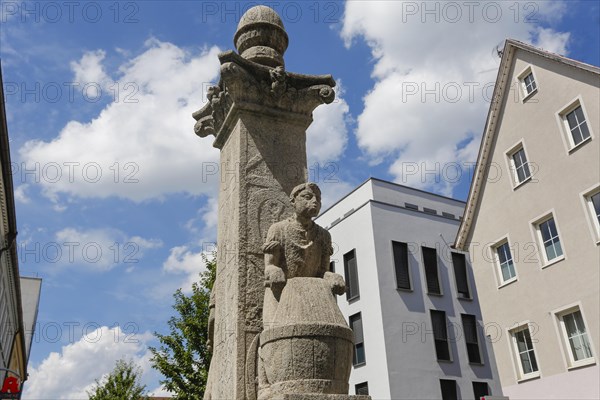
[260,277,354,395]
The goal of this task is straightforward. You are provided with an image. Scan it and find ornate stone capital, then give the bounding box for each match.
[193,51,335,146]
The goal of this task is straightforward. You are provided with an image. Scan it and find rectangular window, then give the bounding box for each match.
[431,310,451,361]
[355,382,369,396]
[422,246,441,295]
[442,212,455,219]
[585,189,600,240]
[349,313,365,366]
[451,252,470,298]
[424,207,437,215]
[511,147,531,184]
[344,250,360,301]
[557,308,594,367]
[566,105,591,146]
[495,242,516,283]
[462,314,482,364]
[392,241,411,290]
[405,202,419,211]
[538,217,563,262]
[439,379,458,400]
[523,72,537,95]
[329,261,335,273]
[472,382,490,400]
[510,325,539,379]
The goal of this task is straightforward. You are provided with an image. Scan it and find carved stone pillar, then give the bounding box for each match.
[193,6,336,400]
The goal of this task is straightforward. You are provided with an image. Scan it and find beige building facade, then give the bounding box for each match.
[456,40,600,399]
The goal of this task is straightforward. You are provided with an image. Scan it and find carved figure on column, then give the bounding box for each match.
[259,183,353,399]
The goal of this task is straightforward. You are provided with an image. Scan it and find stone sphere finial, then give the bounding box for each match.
[234,5,289,68]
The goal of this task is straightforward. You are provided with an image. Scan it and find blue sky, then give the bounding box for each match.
[1,0,598,397]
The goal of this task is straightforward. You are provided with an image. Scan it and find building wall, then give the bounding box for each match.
[318,179,502,399]
[467,48,600,398]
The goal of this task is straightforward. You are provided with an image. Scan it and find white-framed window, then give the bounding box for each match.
[554,305,595,369]
[493,239,517,286]
[505,141,532,188]
[531,212,565,267]
[557,97,594,151]
[582,185,600,243]
[509,324,540,380]
[517,66,538,101]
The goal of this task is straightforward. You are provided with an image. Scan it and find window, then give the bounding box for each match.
[494,241,517,284]
[349,313,365,366]
[405,202,419,211]
[462,314,482,364]
[517,66,537,100]
[452,252,470,298]
[556,307,594,368]
[392,241,411,290]
[422,246,441,295]
[329,261,335,273]
[472,382,490,400]
[439,379,458,400]
[510,325,539,379]
[584,188,600,241]
[537,216,563,264]
[558,99,593,150]
[510,146,531,184]
[442,212,455,219]
[355,382,369,396]
[424,207,437,215]
[522,72,537,95]
[431,310,451,361]
[344,250,359,301]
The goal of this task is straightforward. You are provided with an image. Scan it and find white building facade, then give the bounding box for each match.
[316,178,502,400]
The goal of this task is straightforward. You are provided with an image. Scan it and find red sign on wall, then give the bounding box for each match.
[1,376,21,399]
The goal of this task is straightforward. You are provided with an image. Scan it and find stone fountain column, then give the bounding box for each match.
[192,6,349,400]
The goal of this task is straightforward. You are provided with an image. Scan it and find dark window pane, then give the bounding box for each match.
[574,106,585,122]
[344,250,360,300]
[393,241,411,290]
[431,310,451,361]
[462,314,481,364]
[567,110,578,127]
[452,253,470,298]
[329,261,335,273]
[592,193,600,222]
[355,382,369,396]
[422,247,441,294]
[579,121,591,141]
[440,379,458,400]
[350,313,365,366]
[473,382,490,400]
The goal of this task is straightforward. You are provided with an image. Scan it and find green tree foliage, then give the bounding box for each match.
[149,253,217,399]
[87,359,147,400]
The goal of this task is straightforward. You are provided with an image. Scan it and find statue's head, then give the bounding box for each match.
[290,182,322,219]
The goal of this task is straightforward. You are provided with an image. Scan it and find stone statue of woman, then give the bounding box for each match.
[258,182,353,399]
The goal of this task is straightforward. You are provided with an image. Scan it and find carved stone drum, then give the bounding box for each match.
[260,277,354,395]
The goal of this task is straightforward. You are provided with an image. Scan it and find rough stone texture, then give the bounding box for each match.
[193,6,338,400]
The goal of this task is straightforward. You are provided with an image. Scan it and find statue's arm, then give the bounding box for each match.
[321,229,346,296]
[263,224,286,289]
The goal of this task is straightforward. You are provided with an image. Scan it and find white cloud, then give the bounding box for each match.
[70,50,111,95]
[50,227,162,271]
[14,184,31,203]
[23,326,156,399]
[162,245,210,292]
[19,38,222,203]
[341,0,570,196]
[306,81,351,165]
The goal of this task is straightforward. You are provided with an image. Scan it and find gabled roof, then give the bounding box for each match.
[454,39,600,250]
